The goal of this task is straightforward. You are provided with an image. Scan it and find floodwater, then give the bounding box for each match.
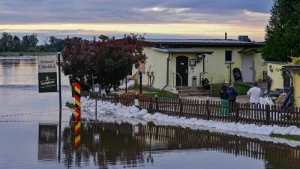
[0,56,300,169]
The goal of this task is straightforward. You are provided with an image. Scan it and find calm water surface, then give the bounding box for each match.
[0,56,299,169]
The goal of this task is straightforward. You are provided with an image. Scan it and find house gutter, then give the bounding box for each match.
[161,52,171,91]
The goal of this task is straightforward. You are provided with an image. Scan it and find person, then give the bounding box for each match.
[247,82,262,104]
[219,81,229,115]
[225,84,238,114]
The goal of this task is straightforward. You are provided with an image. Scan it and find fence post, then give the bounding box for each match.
[206,100,210,120]
[134,93,139,108]
[155,95,159,112]
[149,96,153,114]
[266,104,270,125]
[115,93,119,105]
[235,102,239,123]
[179,98,183,117]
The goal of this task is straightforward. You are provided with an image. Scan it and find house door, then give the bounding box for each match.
[242,55,254,82]
[176,56,188,86]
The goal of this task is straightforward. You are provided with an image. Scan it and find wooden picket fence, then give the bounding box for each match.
[90,93,300,127]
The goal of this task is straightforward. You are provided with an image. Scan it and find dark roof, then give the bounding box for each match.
[282,65,300,70]
[145,38,264,47]
[151,48,214,54]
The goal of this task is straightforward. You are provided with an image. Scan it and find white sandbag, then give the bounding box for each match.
[260,97,274,106]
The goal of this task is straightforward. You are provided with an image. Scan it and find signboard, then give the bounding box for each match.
[38,56,57,93]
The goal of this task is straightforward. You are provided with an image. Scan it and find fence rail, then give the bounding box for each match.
[90,93,300,127]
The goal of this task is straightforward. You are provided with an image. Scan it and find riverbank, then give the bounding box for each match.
[0,52,57,56]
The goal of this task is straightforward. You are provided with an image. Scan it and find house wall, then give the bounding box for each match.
[204,47,242,84]
[132,47,169,89]
[267,63,284,90]
[292,72,300,107]
[169,47,265,85]
[139,46,266,90]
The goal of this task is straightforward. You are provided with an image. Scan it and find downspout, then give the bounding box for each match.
[161,52,171,91]
[203,55,205,72]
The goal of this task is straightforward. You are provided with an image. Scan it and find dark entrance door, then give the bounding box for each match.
[176,56,188,86]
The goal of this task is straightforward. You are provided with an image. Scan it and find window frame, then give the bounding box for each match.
[225,49,234,63]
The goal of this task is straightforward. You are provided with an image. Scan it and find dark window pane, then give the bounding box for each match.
[225,50,232,61]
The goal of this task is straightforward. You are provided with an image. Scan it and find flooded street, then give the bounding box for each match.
[1,56,300,169]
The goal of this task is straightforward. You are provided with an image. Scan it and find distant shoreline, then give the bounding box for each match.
[0,52,57,56]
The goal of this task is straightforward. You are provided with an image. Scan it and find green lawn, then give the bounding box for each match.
[211,83,251,97]
[0,52,57,56]
[129,85,180,99]
[270,133,300,141]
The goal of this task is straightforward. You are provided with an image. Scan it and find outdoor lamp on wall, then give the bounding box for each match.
[269,65,273,72]
[197,55,203,61]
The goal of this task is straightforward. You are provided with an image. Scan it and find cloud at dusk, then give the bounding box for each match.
[0,0,273,41]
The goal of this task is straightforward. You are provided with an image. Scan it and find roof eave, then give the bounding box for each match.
[149,42,264,47]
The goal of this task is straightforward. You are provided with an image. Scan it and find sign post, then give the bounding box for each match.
[38,56,58,93]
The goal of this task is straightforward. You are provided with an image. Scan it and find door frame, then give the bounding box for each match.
[176,56,189,86]
[242,55,254,83]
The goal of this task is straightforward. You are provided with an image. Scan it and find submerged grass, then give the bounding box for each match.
[270,133,300,141]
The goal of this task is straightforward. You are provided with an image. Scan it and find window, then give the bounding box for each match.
[225,50,233,62]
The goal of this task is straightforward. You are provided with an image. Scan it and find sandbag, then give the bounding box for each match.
[260,97,274,106]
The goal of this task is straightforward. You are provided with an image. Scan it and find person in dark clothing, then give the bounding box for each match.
[225,84,238,114]
[220,82,229,115]
[226,84,238,102]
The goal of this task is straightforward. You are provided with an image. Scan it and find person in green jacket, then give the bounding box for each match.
[219,81,229,115]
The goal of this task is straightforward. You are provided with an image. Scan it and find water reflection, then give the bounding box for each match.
[38,124,58,162]
[58,121,300,169]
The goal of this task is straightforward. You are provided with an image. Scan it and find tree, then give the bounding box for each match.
[29,34,39,47]
[12,35,21,52]
[262,0,300,61]
[1,32,13,52]
[61,34,146,94]
[43,36,49,52]
[22,35,30,48]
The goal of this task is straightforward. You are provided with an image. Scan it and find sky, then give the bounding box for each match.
[0,0,273,43]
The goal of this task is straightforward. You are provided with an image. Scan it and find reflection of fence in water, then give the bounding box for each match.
[101,122,300,168]
[65,121,300,169]
[139,125,300,169]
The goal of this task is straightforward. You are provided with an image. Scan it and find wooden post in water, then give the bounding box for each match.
[74,78,81,149]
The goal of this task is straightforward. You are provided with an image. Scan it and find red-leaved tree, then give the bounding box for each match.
[61,34,147,94]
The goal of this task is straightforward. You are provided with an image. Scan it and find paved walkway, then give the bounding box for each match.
[118,89,251,103]
[182,95,250,103]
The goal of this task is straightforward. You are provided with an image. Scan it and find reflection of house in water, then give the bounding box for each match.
[61,121,300,169]
[38,123,57,162]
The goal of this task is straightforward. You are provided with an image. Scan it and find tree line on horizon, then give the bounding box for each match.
[0,32,91,53]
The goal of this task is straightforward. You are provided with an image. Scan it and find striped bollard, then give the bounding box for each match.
[74,78,81,149]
